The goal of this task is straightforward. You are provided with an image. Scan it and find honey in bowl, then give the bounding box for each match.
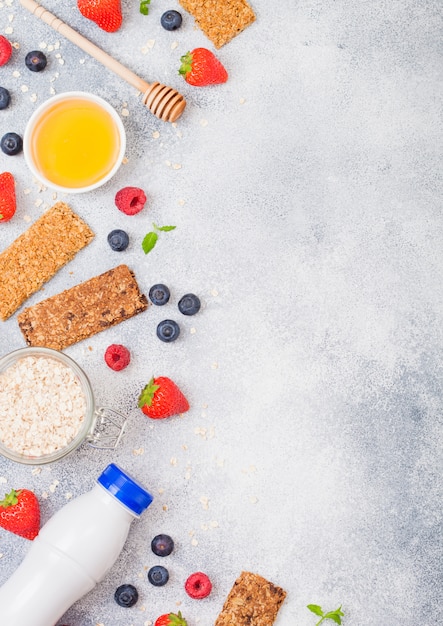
[24,92,126,193]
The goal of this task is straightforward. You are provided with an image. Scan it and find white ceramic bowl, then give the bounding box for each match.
[23,91,126,194]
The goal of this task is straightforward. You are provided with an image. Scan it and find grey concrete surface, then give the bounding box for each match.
[0,0,442,624]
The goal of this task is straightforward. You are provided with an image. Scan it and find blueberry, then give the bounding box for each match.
[114,584,138,607]
[107,229,129,251]
[157,319,180,343]
[0,87,10,110]
[149,283,170,306]
[148,565,169,586]
[161,10,182,30]
[151,533,174,557]
[1,132,22,155]
[178,293,201,316]
[25,50,47,72]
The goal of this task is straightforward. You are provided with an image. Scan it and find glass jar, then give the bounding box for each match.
[0,347,126,465]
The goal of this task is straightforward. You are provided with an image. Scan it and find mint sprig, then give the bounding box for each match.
[142,222,176,254]
[307,604,344,625]
[140,0,150,15]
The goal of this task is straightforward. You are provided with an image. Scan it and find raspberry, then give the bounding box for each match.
[184,572,212,599]
[104,344,131,371]
[0,36,12,67]
[115,186,147,216]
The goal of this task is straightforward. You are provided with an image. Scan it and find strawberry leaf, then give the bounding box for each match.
[153,222,176,232]
[324,614,342,625]
[140,0,150,15]
[307,605,324,617]
[138,378,160,408]
[142,231,158,254]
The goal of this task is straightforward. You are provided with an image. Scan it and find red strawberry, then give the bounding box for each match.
[0,489,40,540]
[0,172,16,223]
[138,376,189,419]
[179,48,228,87]
[155,612,188,626]
[0,35,12,66]
[77,0,122,32]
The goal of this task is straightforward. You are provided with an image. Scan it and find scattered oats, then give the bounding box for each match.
[199,496,209,510]
[202,403,208,409]
[36,181,47,192]
[152,130,160,139]
[30,93,37,103]
[211,288,219,296]
[122,156,129,164]
[23,215,32,223]
[170,456,178,466]
[176,600,182,606]
[178,198,185,206]
[201,523,208,531]
[191,537,199,546]
[164,160,172,167]
[145,621,153,626]
[172,163,182,170]
[249,495,259,504]
[54,71,59,77]
[208,425,215,439]
[138,572,144,579]
[141,39,156,53]
[35,198,43,207]
[201,410,207,418]
[209,520,219,528]
[121,108,129,117]
[49,75,57,82]
[162,504,168,511]
[0,476,7,484]
[172,122,177,129]
[0,554,3,558]
[8,14,13,22]
[23,188,31,194]
[41,491,48,499]
[11,41,19,50]
[50,86,56,95]
[21,84,29,93]
[194,426,207,438]
[139,604,146,611]
[65,492,73,500]
[176,129,183,138]
[58,58,65,65]
[54,52,60,57]
[79,58,85,64]
[12,70,20,77]
[200,119,208,127]
[4,26,13,34]
[54,41,60,49]
[158,487,165,494]
[211,362,219,369]
[39,41,47,49]
[185,468,192,480]
[189,529,195,536]
[216,457,225,467]
[132,447,144,456]
[31,468,41,475]
[239,97,246,104]
[96,623,105,626]
[182,444,188,450]
[52,192,57,200]
[171,41,178,50]
[190,327,196,335]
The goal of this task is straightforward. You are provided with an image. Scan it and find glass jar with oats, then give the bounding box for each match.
[0,347,126,465]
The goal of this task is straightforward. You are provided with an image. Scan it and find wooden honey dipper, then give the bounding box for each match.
[19,0,186,123]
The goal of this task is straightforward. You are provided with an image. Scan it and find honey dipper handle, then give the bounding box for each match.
[20,0,150,93]
[19,0,186,121]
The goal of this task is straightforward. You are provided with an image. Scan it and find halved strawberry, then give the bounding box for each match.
[0,172,16,223]
[138,376,189,419]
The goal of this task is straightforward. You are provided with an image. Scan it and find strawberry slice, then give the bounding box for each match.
[138,376,189,419]
[0,172,16,223]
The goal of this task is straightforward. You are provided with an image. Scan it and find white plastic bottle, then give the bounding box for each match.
[0,463,153,626]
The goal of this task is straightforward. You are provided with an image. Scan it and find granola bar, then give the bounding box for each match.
[215,571,286,626]
[178,0,256,48]
[17,264,148,350]
[0,202,94,321]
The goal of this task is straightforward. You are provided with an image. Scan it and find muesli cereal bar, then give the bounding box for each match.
[215,571,286,626]
[178,0,256,48]
[0,202,94,321]
[17,264,148,350]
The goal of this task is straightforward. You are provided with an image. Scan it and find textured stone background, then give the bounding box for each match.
[0,0,442,624]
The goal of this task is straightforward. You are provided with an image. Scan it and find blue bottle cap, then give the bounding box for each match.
[97,463,153,516]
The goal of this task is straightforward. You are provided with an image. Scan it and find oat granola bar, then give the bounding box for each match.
[0,202,94,321]
[178,0,256,48]
[17,264,148,350]
[215,571,286,626]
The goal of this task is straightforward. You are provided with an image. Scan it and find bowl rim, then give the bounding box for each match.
[0,347,95,465]
[23,90,126,195]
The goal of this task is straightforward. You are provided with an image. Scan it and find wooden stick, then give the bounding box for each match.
[19,0,186,122]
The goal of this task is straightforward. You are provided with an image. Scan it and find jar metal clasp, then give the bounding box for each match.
[87,407,127,450]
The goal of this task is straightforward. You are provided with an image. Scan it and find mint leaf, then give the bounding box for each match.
[140,0,150,15]
[325,615,342,625]
[153,223,176,232]
[307,605,324,617]
[142,231,158,254]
